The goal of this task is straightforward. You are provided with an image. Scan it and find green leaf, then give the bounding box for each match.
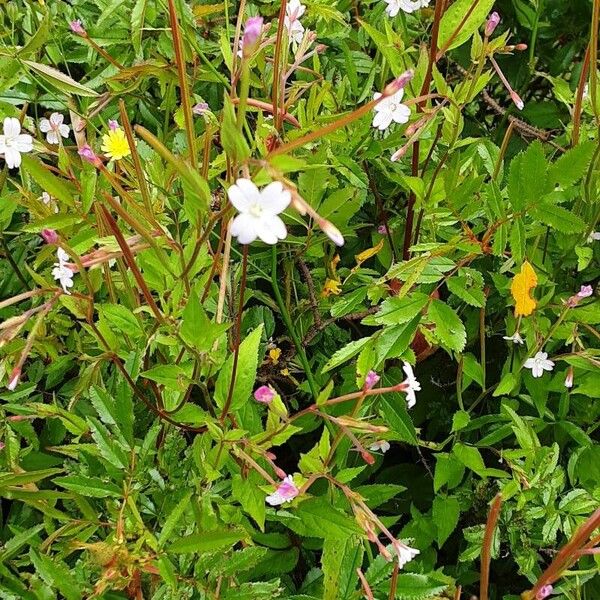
[530,202,586,233]
[321,337,371,373]
[30,550,83,600]
[88,417,129,470]
[232,473,266,531]
[453,443,486,476]
[493,372,519,396]
[363,293,429,326]
[141,365,190,392]
[169,528,245,553]
[53,475,122,498]
[23,60,98,96]
[432,496,460,547]
[214,325,264,411]
[322,536,363,600]
[294,498,362,538]
[221,96,250,161]
[434,453,465,492]
[428,299,466,352]
[20,155,76,207]
[438,0,495,51]
[98,304,144,339]
[379,392,417,445]
[507,140,548,211]
[447,269,486,307]
[548,141,595,187]
[451,410,471,432]
[131,0,148,56]
[158,491,192,547]
[393,573,447,599]
[0,468,62,489]
[181,294,230,351]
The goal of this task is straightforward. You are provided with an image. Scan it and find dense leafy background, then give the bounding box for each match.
[0,0,598,599]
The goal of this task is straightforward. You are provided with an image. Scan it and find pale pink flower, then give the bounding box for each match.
[265,475,299,506]
[369,440,390,453]
[108,119,119,131]
[577,285,593,298]
[393,540,420,568]
[241,16,264,58]
[524,351,554,378]
[365,370,380,390]
[78,144,100,166]
[372,88,410,131]
[378,224,388,235]
[39,113,70,145]
[41,229,58,244]
[0,118,33,169]
[254,385,275,404]
[536,585,553,600]
[69,20,86,35]
[193,102,209,115]
[485,12,501,37]
[503,332,524,345]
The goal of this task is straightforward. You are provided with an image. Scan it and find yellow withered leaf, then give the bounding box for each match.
[511,261,538,316]
[355,238,384,265]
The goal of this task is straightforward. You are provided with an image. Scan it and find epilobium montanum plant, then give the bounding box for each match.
[0,0,599,598]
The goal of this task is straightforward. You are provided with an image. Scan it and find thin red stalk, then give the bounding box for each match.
[403,0,444,260]
[272,1,289,132]
[480,494,503,600]
[572,45,591,146]
[388,563,399,600]
[357,569,374,600]
[435,0,479,61]
[219,244,249,421]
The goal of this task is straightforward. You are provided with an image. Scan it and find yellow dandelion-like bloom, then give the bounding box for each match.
[101,128,131,161]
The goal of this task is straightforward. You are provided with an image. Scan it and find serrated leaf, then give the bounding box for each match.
[321,336,371,373]
[438,0,495,51]
[294,498,362,538]
[158,491,192,547]
[364,293,429,326]
[548,141,595,187]
[23,60,98,96]
[432,496,460,547]
[20,155,76,207]
[531,202,586,233]
[169,528,245,553]
[53,475,122,498]
[428,299,466,352]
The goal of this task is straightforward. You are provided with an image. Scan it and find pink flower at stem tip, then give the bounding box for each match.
[265,475,299,506]
[242,16,264,57]
[536,584,553,600]
[69,20,86,35]
[78,144,100,167]
[41,229,58,244]
[485,12,501,37]
[108,119,119,131]
[254,385,275,404]
[364,370,380,390]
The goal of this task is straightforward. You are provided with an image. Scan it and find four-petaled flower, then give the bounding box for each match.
[369,440,390,453]
[384,0,430,17]
[524,351,554,378]
[265,475,299,506]
[254,385,275,404]
[285,0,306,47]
[372,88,411,131]
[402,361,421,408]
[39,113,70,145]
[101,127,131,161]
[52,248,75,294]
[0,117,33,169]
[228,178,291,245]
[503,332,524,345]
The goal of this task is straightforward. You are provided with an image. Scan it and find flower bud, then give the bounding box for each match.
[564,366,574,389]
[70,20,86,35]
[193,102,209,115]
[78,144,101,167]
[108,119,119,131]
[391,144,409,162]
[515,43,528,51]
[41,229,58,244]
[536,585,553,600]
[361,450,375,465]
[383,69,414,96]
[365,370,380,390]
[7,367,20,391]
[274,466,287,479]
[320,219,344,246]
[485,12,501,37]
[510,90,524,110]
[254,385,275,404]
[242,16,264,58]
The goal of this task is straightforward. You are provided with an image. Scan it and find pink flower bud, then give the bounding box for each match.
[193,102,209,115]
[485,12,501,37]
[361,450,375,465]
[78,144,101,167]
[577,284,593,299]
[274,466,287,479]
[7,367,20,391]
[266,451,277,460]
[383,69,414,96]
[515,43,528,51]
[377,224,388,235]
[41,229,58,244]
[510,90,524,110]
[242,16,264,58]
[365,370,380,390]
[564,366,574,389]
[254,385,275,404]
[320,219,344,246]
[70,20,86,35]
[108,119,119,131]
[391,144,409,162]
[536,585,553,600]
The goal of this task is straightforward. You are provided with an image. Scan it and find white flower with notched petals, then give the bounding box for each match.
[284,0,306,47]
[402,361,421,408]
[0,117,33,169]
[503,332,524,345]
[372,89,411,131]
[524,351,554,378]
[52,248,74,294]
[369,440,391,453]
[39,113,70,145]
[228,179,291,245]
[384,0,430,17]
[393,541,420,569]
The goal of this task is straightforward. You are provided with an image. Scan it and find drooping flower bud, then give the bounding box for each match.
[41,229,58,244]
[485,12,501,37]
[319,219,345,246]
[7,367,20,391]
[78,144,101,167]
[564,366,574,389]
[383,69,414,97]
[510,90,524,110]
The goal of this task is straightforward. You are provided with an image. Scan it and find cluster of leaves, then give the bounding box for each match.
[0,0,598,599]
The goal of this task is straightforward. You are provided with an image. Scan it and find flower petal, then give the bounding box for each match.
[228,178,260,212]
[392,103,411,124]
[50,113,64,126]
[14,135,33,153]
[59,124,70,138]
[3,117,21,138]
[230,213,258,244]
[46,131,60,145]
[39,118,51,133]
[260,181,291,215]
[4,147,21,169]
[255,218,280,245]
[373,111,392,130]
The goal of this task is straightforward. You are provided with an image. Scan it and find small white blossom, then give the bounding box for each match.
[524,351,554,378]
[384,0,430,17]
[393,541,420,569]
[52,248,74,294]
[587,231,600,243]
[0,117,33,169]
[39,113,70,145]
[228,178,291,245]
[402,361,421,408]
[372,88,411,131]
[503,332,524,345]
[41,191,59,214]
[284,0,306,47]
[369,440,390,453]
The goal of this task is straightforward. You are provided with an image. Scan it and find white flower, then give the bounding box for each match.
[228,179,291,245]
[393,541,420,568]
[384,0,430,17]
[503,332,524,345]
[524,351,555,378]
[369,440,390,453]
[52,248,74,294]
[587,231,600,243]
[0,117,33,169]
[285,0,306,47]
[41,191,59,214]
[402,361,421,408]
[372,88,411,131]
[39,113,70,145]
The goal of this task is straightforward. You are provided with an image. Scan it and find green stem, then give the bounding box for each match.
[237,60,251,132]
[271,246,318,399]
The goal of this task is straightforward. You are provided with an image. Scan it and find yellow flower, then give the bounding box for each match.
[101,128,131,161]
[269,347,281,365]
[511,261,537,316]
